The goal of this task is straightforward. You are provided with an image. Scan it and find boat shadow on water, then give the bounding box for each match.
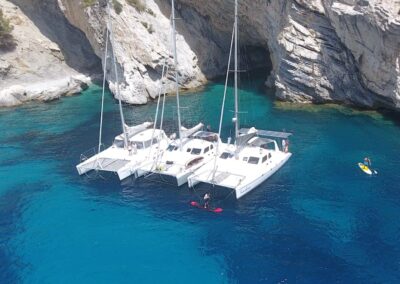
[90,173,241,211]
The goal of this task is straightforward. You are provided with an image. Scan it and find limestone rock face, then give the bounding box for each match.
[0,0,100,107]
[327,0,400,108]
[0,75,91,107]
[177,0,400,109]
[1,0,399,111]
[61,0,208,104]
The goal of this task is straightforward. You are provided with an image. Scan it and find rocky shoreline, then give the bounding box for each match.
[0,0,399,110]
[0,75,91,107]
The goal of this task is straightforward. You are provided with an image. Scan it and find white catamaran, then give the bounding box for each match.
[76,2,170,180]
[187,0,292,199]
[136,0,221,186]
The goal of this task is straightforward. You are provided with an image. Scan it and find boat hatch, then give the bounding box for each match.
[191,148,201,155]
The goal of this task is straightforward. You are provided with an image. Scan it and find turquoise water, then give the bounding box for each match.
[1,79,400,283]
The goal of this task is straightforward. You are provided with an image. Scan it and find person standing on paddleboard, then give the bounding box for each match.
[204,193,211,209]
[364,157,372,168]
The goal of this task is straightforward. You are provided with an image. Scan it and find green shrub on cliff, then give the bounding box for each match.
[0,9,14,48]
[113,0,123,14]
[82,0,97,8]
[81,0,148,15]
[82,0,122,15]
[127,0,146,12]
[141,21,154,34]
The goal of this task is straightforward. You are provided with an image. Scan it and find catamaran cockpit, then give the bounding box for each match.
[76,123,170,180]
[136,128,222,186]
[187,127,292,199]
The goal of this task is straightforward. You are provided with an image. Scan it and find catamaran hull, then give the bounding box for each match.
[117,165,138,180]
[136,160,211,186]
[235,153,292,199]
[188,153,292,199]
[76,164,92,175]
[76,157,108,176]
[135,169,190,186]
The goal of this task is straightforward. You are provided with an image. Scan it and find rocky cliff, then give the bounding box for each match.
[0,0,101,107]
[176,0,400,109]
[0,0,399,110]
[59,0,210,104]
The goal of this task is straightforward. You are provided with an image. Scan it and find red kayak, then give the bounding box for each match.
[190,201,223,213]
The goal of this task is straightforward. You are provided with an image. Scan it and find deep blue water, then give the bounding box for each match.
[1,79,400,283]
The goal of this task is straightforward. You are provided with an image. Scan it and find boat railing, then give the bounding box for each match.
[80,144,107,163]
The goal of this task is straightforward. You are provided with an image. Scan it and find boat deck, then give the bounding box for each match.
[77,146,134,175]
[137,136,218,185]
[188,141,292,198]
[78,157,131,173]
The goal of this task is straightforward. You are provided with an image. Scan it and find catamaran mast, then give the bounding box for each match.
[108,1,129,149]
[98,22,109,154]
[171,0,183,150]
[218,25,235,138]
[234,0,239,140]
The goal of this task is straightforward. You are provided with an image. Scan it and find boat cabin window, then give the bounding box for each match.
[248,157,259,164]
[143,139,153,148]
[220,152,232,159]
[191,148,202,155]
[204,146,210,154]
[210,144,214,150]
[167,145,178,151]
[268,153,272,158]
[131,142,144,149]
[186,148,191,153]
[262,155,268,163]
[243,157,248,162]
[113,139,124,148]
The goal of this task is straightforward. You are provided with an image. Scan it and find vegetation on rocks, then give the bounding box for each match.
[0,9,14,49]
[82,0,97,8]
[146,8,155,16]
[141,21,154,34]
[82,0,122,15]
[127,0,146,12]
[81,0,152,15]
[112,0,123,14]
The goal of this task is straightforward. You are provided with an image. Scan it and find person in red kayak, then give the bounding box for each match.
[203,193,211,209]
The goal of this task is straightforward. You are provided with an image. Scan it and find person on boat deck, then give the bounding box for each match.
[203,193,211,209]
[282,139,286,152]
[364,157,371,168]
[128,143,133,156]
[282,139,289,153]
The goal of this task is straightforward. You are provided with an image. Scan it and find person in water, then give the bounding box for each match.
[364,157,372,168]
[203,193,211,209]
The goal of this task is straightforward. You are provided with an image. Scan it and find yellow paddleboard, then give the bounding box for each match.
[358,162,372,175]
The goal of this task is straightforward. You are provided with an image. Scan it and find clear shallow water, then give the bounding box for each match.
[1,80,400,283]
